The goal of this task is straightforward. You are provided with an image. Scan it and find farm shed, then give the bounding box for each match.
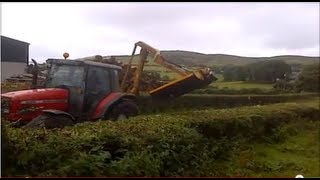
[1,36,30,82]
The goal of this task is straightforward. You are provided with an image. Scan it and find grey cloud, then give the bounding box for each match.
[239,3,319,50]
[4,2,318,59]
[29,44,60,62]
[83,3,247,29]
[81,2,319,54]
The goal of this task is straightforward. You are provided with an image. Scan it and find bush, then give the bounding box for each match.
[2,102,319,177]
[294,65,320,92]
[190,87,290,95]
[137,93,318,114]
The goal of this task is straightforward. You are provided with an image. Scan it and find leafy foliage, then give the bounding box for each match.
[191,87,285,95]
[294,65,319,92]
[2,101,319,177]
[222,60,292,83]
[247,60,292,83]
[222,65,248,81]
[137,93,318,114]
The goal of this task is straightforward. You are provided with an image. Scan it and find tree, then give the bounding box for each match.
[247,60,291,83]
[222,65,248,81]
[222,65,236,81]
[294,65,319,92]
[235,66,248,81]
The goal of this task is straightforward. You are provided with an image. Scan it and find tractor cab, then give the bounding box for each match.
[44,58,123,120]
[2,57,138,128]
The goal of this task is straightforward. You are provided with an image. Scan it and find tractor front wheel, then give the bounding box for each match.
[24,113,75,129]
[107,100,139,121]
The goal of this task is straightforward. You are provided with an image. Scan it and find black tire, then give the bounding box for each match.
[107,99,139,121]
[24,113,75,129]
[9,119,27,128]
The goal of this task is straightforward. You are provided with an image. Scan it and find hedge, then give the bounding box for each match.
[190,87,284,95]
[3,102,319,177]
[137,93,318,114]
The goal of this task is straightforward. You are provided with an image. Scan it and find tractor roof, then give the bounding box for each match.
[46,59,122,70]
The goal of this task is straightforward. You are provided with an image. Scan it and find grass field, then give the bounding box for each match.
[209,73,274,90]
[212,81,274,90]
[210,120,319,177]
[252,125,319,177]
[212,98,320,178]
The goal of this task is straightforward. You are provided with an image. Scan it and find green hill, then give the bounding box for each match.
[114,50,319,67]
[161,51,320,66]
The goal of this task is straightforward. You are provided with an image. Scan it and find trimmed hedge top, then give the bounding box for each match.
[3,100,319,177]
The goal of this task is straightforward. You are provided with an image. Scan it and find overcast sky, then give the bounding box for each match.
[1,2,319,63]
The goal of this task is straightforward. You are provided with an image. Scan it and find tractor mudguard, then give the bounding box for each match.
[42,109,76,122]
[91,92,136,120]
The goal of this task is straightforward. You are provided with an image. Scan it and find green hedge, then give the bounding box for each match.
[3,102,319,177]
[190,87,284,95]
[137,93,318,114]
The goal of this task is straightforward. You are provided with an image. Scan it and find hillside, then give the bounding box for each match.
[115,50,320,67]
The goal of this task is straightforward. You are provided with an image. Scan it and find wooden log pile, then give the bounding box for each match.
[5,73,46,83]
[1,82,32,93]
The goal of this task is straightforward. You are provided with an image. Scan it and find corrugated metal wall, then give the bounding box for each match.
[1,36,29,81]
[1,36,29,63]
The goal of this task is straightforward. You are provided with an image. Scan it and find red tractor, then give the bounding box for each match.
[1,41,216,128]
[2,58,140,128]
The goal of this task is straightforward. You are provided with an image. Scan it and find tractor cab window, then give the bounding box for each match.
[84,66,112,114]
[86,66,111,95]
[113,70,120,90]
[46,64,85,88]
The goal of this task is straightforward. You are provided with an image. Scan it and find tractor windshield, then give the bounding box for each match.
[46,63,85,88]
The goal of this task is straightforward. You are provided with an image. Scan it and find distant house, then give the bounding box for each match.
[1,36,30,82]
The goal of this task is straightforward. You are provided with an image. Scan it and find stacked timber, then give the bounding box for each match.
[5,73,46,83]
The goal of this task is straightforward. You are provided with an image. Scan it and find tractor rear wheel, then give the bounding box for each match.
[24,113,75,129]
[107,99,139,121]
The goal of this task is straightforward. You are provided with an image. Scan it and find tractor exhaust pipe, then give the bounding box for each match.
[31,59,39,89]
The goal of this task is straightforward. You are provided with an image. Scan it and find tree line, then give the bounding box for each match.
[210,60,318,92]
[215,60,292,83]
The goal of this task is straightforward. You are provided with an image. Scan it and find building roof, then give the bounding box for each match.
[1,35,30,45]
